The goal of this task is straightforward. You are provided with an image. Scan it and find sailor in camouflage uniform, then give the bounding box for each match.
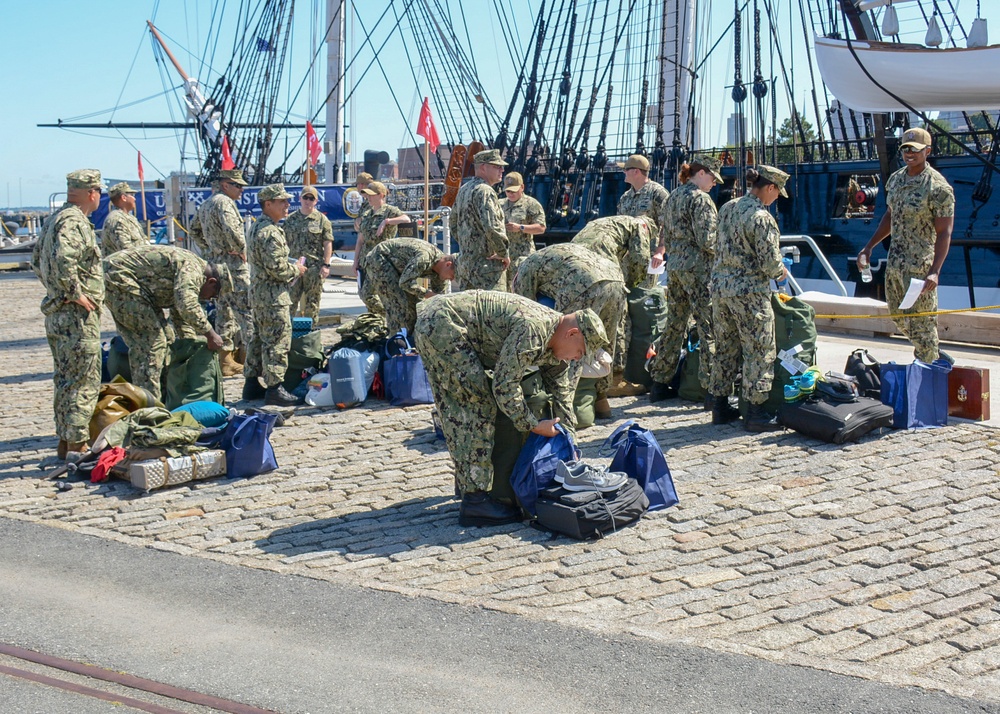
[709,165,789,432]
[353,180,412,314]
[859,127,954,363]
[31,169,105,458]
[243,184,306,406]
[499,171,546,288]
[415,291,608,527]
[285,185,333,323]
[101,182,146,257]
[104,245,230,401]
[449,149,510,291]
[618,153,669,278]
[352,171,375,234]
[365,237,455,336]
[512,242,626,418]
[648,157,724,406]
[571,214,653,394]
[196,168,253,376]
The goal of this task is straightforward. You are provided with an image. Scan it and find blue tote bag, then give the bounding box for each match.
[220,412,278,478]
[599,420,678,512]
[510,424,579,516]
[383,329,435,406]
[881,359,952,429]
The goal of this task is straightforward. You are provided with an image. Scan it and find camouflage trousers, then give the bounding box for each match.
[290,267,324,324]
[614,273,663,373]
[885,266,939,363]
[555,282,626,396]
[367,267,421,336]
[45,303,101,444]
[456,255,507,292]
[506,255,529,291]
[245,298,292,388]
[648,271,714,388]
[105,289,192,402]
[710,292,775,405]
[414,300,498,494]
[216,256,254,352]
[357,264,386,315]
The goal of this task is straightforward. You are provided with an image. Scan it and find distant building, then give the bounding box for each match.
[727,113,746,146]
[397,145,452,181]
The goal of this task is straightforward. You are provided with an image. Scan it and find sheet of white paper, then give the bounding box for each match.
[647,259,665,275]
[898,278,926,310]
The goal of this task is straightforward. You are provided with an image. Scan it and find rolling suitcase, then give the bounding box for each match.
[779,394,893,444]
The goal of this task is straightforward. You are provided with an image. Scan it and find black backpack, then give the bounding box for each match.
[533,478,649,540]
[844,348,881,398]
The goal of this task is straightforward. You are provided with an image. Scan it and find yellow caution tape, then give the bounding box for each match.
[813,304,1000,320]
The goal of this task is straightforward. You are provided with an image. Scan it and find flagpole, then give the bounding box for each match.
[138,151,149,240]
[423,139,430,242]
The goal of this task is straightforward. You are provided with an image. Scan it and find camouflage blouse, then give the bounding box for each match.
[885,164,955,273]
[711,193,783,298]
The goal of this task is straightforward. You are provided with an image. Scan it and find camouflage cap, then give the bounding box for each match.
[573,308,610,355]
[503,172,524,192]
[356,172,374,185]
[209,262,234,296]
[300,185,318,199]
[361,180,388,196]
[756,164,790,198]
[901,127,932,150]
[257,183,292,204]
[66,169,104,190]
[691,155,724,184]
[624,154,650,172]
[108,181,137,199]
[473,149,508,166]
[218,168,248,186]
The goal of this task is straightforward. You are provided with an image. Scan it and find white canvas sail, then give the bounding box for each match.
[814,36,1000,112]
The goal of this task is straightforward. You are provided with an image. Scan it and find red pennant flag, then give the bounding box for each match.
[137,151,145,182]
[305,121,322,166]
[416,97,440,154]
[221,135,235,170]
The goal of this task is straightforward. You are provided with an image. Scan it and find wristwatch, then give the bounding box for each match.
[322,262,331,268]
[519,224,524,231]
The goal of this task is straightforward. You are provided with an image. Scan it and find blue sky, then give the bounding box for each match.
[2,0,996,208]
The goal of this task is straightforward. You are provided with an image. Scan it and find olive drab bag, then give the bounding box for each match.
[624,285,669,387]
[490,371,553,506]
[284,329,325,391]
[164,338,224,410]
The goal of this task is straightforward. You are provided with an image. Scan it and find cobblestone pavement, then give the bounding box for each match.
[1,272,999,704]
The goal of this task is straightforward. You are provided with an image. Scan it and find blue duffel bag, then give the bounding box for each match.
[881,359,952,429]
[510,423,579,516]
[599,419,679,512]
[382,329,434,406]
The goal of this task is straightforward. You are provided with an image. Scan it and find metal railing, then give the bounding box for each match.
[779,234,849,297]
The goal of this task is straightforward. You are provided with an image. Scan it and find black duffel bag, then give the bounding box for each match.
[534,477,648,540]
[779,394,893,444]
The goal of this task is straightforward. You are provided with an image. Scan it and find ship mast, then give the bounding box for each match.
[325,0,347,184]
[146,20,239,163]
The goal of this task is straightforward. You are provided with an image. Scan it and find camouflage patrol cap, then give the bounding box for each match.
[473,149,508,166]
[209,262,234,296]
[361,180,388,196]
[66,169,104,190]
[257,183,293,204]
[356,172,374,185]
[901,127,932,150]
[108,182,137,199]
[218,168,249,186]
[691,155,724,184]
[503,172,524,192]
[300,185,318,199]
[756,164,790,198]
[624,154,650,172]
[573,308,610,355]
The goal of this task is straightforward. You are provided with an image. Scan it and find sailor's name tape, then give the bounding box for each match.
[813,304,1000,320]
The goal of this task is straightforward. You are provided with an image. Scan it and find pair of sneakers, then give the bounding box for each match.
[783,366,823,402]
[555,460,627,493]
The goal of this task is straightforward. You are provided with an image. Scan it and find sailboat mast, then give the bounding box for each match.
[325,0,347,184]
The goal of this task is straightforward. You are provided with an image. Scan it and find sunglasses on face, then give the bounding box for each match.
[901,146,924,154]
[301,196,316,201]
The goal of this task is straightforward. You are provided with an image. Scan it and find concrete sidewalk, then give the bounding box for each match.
[0,272,998,707]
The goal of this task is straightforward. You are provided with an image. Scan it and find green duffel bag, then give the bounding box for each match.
[284,329,325,390]
[574,377,599,430]
[624,285,668,387]
[677,334,708,404]
[739,293,818,417]
[490,371,552,505]
[163,338,224,410]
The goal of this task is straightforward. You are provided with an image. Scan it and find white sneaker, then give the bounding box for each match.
[556,460,628,493]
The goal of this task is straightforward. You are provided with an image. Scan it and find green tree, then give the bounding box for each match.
[771,113,817,163]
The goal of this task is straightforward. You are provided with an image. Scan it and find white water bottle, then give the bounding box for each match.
[859,255,873,283]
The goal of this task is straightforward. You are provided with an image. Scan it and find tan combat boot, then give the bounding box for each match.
[605,371,647,397]
[66,441,88,455]
[57,439,68,460]
[220,351,244,377]
[594,396,612,420]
